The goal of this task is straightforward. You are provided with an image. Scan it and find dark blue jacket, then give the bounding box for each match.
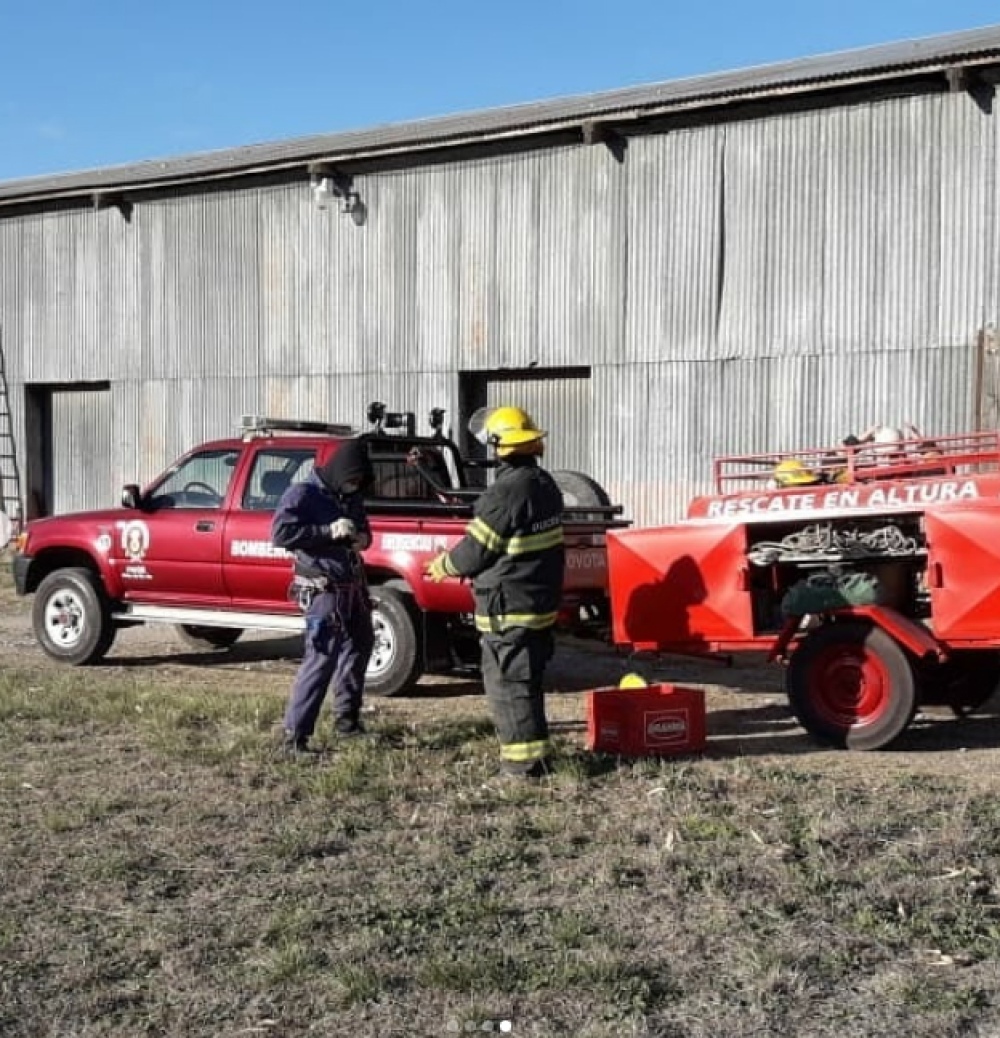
[271,470,371,583]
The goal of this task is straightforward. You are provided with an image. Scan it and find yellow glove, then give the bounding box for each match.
[424,552,453,583]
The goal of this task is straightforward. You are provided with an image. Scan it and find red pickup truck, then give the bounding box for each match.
[12,405,625,697]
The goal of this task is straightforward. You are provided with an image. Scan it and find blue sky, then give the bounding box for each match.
[1,0,998,182]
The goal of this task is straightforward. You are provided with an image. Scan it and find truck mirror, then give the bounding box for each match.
[121,484,143,510]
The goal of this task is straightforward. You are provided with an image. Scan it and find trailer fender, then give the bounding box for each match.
[848,605,946,662]
[769,606,946,664]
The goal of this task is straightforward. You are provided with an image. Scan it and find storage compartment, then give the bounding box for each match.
[745,516,928,632]
[585,683,706,757]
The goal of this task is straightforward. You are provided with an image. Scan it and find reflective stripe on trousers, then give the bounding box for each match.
[501,739,551,764]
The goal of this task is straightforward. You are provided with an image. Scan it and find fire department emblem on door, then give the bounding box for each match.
[121,520,150,561]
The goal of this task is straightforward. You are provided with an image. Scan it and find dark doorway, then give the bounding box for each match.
[26,383,112,517]
[458,367,592,480]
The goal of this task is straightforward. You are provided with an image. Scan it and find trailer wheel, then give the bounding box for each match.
[32,567,117,666]
[787,621,917,750]
[921,650,1000,718]
[175,625,244,651]
[366,586,422,697]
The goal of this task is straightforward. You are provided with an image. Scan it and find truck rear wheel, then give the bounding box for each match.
[787,620,917,750]
[175,625,244,651]
[366,586,422,697]
[32,567,117,666]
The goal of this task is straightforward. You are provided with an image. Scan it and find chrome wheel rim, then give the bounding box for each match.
[367,607,396,678]
[43,589,87,649]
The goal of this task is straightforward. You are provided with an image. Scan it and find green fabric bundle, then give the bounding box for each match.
[780,571,881,618]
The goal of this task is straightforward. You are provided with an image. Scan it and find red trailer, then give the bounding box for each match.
[607,430,1000,750]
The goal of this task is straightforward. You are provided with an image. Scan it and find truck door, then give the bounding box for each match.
[925,502,1000,642]
[607,522,754,652]
[223,446,316,609]
[114,448,239,604]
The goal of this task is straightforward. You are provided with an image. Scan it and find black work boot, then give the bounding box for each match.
[334,715,366,738]
[280,730,319,758]
[501,757,552,781]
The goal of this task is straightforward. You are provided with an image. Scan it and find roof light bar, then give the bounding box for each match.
[240,415,356,437]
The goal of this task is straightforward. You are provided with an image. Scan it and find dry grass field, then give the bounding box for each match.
[3,564,1000,1037]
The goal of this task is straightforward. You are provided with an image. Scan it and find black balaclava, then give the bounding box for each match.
[316,439,374,495]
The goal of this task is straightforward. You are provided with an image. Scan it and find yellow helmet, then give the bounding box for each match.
[483,405,546,457]
[773,458,819,487]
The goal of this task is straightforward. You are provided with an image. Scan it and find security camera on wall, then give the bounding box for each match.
[311,175,335,210]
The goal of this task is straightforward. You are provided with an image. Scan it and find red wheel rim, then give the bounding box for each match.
[808,643,891,729]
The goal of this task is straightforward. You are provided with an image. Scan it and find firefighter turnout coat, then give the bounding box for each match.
[441,456,565,631]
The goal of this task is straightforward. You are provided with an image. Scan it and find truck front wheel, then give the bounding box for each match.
[32,568,117,666]
[787,620,917,750]
[366,586,422,697]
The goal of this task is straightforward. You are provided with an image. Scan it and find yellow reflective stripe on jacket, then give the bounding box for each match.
[506,527,564,554]
[501,739,551,763]
[475,611,559,632]
[441,553,461,577]
[469,518,563,556]
[468,516,506,553]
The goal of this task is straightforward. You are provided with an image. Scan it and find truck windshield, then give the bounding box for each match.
[146,450,240,509]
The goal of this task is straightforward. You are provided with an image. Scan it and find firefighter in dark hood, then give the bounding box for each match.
[272,439,375,751]
[424,406,565,778]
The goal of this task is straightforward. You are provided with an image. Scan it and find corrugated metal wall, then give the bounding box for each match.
[0,88,996,525]
[608,89,996,521]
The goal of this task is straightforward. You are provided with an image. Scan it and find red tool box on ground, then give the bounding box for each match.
[585,683,707,757]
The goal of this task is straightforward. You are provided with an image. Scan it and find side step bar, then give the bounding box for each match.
[113,603,306,633]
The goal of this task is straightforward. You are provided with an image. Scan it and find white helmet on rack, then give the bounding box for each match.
[869,425,904,459]
[871,425,903,446]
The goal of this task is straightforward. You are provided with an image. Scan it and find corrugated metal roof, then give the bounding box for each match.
[2,23,1000,207]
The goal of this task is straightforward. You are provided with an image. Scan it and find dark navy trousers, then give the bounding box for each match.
[284,585,374,741]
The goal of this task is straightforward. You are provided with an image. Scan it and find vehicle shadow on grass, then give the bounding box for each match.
[405,678,484,700]
[890,702,1000,752]
[550,639,785,695]
[692,701,824,759]
[104,633,305,670]
[703,702,1000,758]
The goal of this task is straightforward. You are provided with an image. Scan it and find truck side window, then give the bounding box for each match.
[241,449,316,511]
[146,450,240,510]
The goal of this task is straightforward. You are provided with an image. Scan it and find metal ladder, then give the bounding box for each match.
[0,329,23,538]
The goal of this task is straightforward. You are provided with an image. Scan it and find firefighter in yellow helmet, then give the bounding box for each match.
[424,406,565,780]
